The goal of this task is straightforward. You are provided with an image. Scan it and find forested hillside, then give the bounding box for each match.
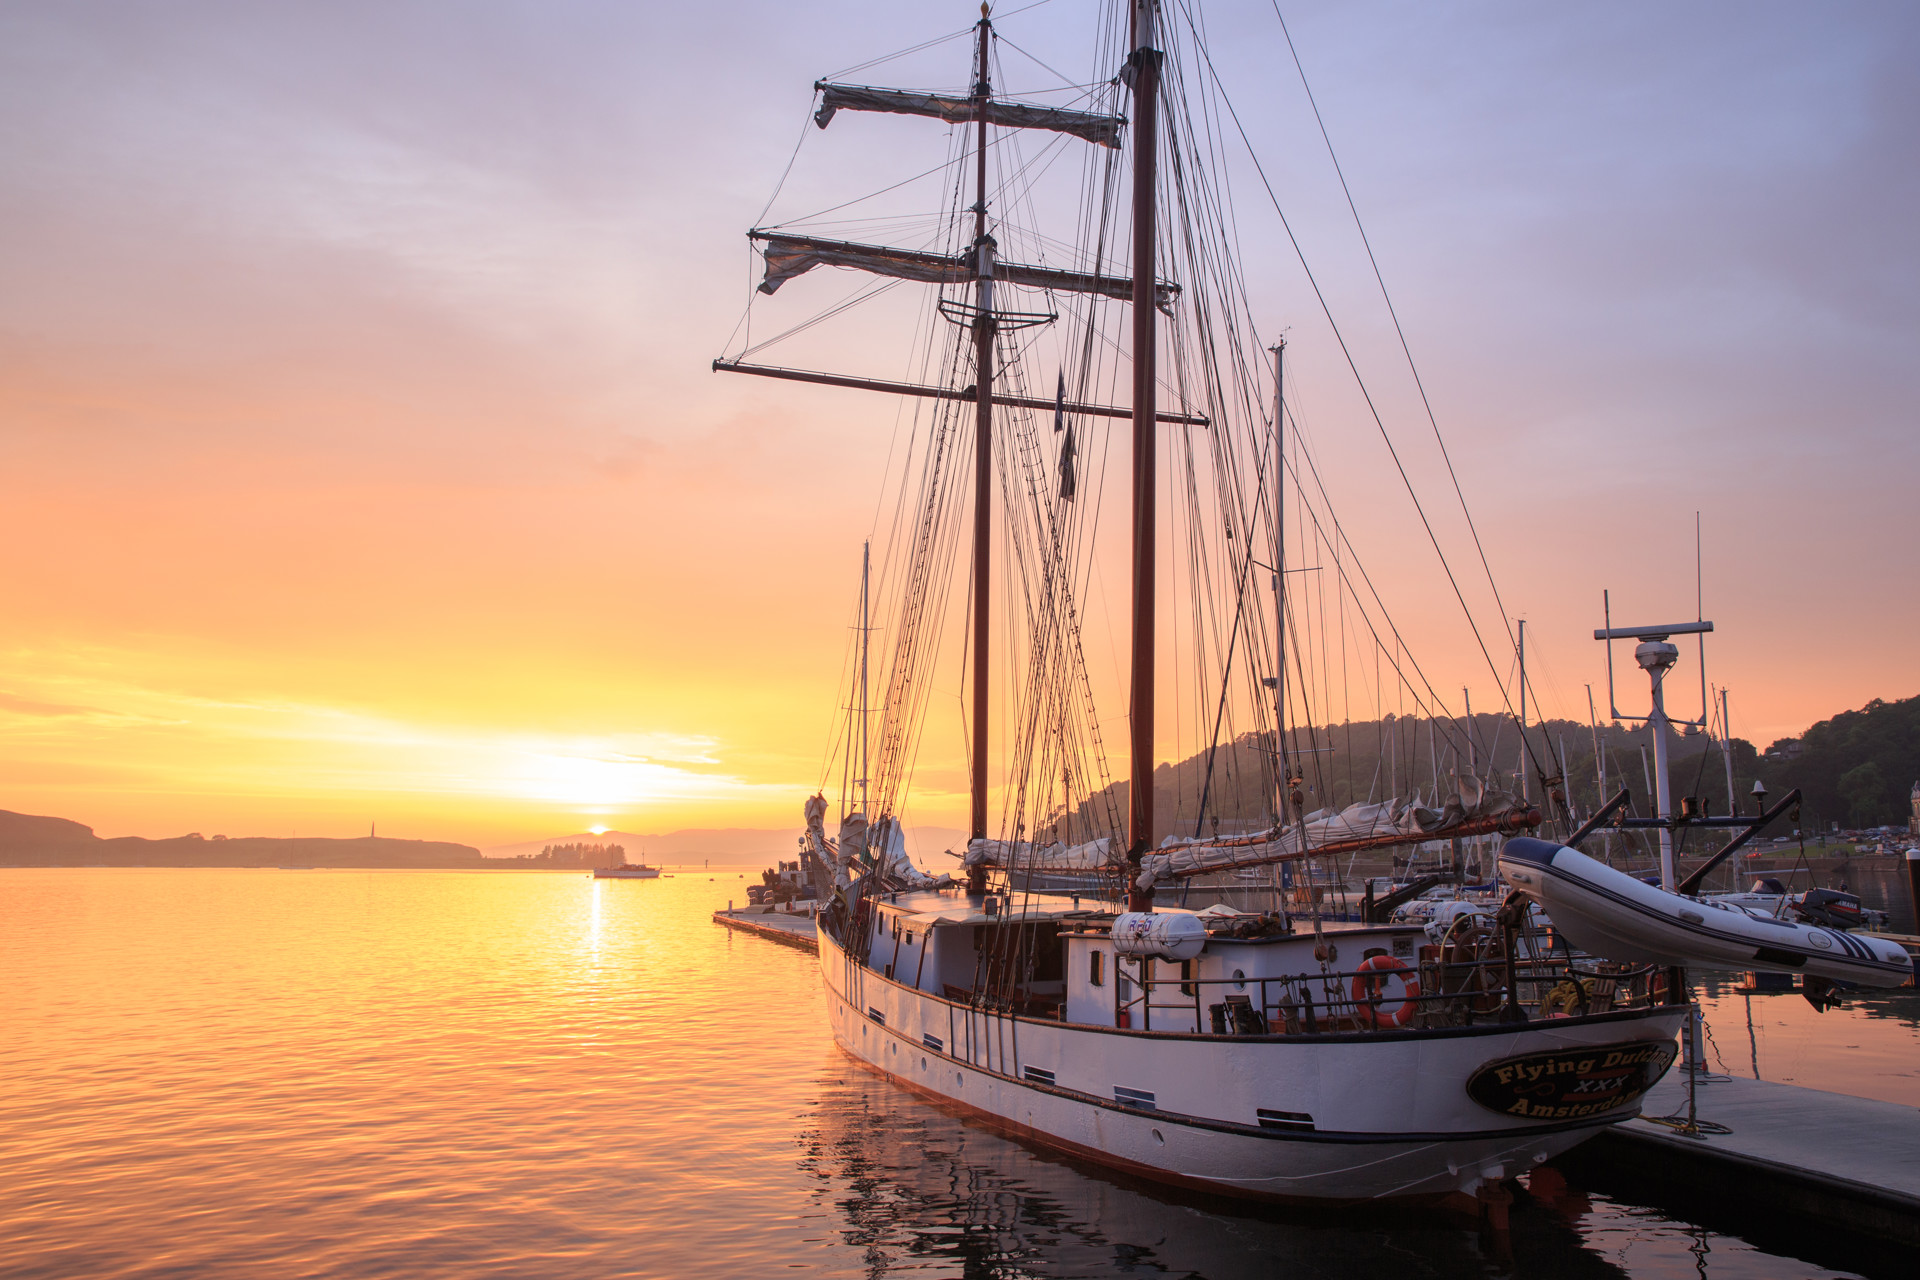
[1758,695,1920,829]
[1049,694,1918,846]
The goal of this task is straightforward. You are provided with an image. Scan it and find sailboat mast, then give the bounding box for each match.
[968,9,995,852]
[1271,341,1288,818]
[1517,618,1529,802]
[1126,0,1161,912]
[1721,687,1735,816]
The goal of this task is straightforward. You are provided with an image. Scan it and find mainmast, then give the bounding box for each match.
[969,7,996,859]
[1126,0,1161,912]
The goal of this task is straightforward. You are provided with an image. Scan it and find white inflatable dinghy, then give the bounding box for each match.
[1498,837,1913,987]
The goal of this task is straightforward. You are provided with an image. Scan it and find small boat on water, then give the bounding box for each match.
[1703,878,1888,932]
[1498,837,1913,988]
[593,863,660,880]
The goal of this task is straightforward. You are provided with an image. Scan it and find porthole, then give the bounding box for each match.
[1152,1129,1165,1145]
[956,1073,964,1088]
[1233,968,1246,991]
[921,1057,928,1070]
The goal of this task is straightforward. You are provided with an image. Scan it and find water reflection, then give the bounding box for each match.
[0,870,1888,1280]
[794,1051,1857,1279]
[1692,975,1920,1105]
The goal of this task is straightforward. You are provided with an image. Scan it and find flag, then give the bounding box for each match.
[1054,371,1075,498]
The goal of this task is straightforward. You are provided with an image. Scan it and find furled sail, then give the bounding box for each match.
[814,83,1125,149]
[869,814,943,890]
[963,836,1111,871]
[1132,785,1531,891]
[751,232,1178,312]
[834,811,867,889]
[953,778,1538,890]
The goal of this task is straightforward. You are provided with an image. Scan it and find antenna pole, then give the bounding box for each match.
[1125,0,1161,912]
[1646,642,1678,889]
[967,10,995,871]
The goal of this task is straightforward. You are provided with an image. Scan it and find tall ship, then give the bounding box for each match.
[709,1,1857,1207]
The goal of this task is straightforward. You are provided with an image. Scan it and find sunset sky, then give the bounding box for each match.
[1,1,1914,848]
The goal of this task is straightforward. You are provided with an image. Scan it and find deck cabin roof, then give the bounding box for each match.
[869,887,1212,929]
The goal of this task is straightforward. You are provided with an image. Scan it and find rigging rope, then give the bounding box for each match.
[1174,0,1547,781]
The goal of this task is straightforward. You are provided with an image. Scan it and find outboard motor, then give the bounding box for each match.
[1791,888,1866,930]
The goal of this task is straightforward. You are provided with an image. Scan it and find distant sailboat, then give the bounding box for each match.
[595,840,660,878]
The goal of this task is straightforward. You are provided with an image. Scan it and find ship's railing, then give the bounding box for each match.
[1115,942,1667,1034]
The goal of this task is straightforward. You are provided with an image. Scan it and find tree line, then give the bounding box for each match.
[507,842,627,868]
[1044,693,1918,845]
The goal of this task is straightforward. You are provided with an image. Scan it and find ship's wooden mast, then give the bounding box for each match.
[1126,0,1161,912]
[968,9,996,869]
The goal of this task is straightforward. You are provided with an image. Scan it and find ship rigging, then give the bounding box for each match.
[714,0,1699,1207]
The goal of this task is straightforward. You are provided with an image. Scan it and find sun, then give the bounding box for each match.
[589,825,609,835]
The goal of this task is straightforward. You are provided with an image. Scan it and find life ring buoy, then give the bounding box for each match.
[1351,954,1421,1028]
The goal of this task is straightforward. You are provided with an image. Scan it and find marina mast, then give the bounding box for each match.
[1271,341,1290,825]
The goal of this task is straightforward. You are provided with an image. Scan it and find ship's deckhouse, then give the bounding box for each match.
[868,888,1431,1035]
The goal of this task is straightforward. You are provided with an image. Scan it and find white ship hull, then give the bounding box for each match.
[818,926,1685,1203]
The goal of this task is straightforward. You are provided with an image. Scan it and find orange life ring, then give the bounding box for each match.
[1351,954,1421,1028]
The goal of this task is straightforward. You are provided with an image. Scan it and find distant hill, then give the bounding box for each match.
[0,810,486,868]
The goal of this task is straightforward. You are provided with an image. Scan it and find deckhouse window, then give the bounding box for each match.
[1089,949,1105,987]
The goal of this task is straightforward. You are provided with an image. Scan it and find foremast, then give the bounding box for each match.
[968,10,996,873]
[723,3,1146,890]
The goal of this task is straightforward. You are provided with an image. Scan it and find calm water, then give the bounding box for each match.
[4,869,1914,1279]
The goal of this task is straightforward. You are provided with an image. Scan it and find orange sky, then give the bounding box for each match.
[1,2,1914,847]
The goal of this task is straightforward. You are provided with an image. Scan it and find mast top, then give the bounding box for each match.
[1132,0,1159,52]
